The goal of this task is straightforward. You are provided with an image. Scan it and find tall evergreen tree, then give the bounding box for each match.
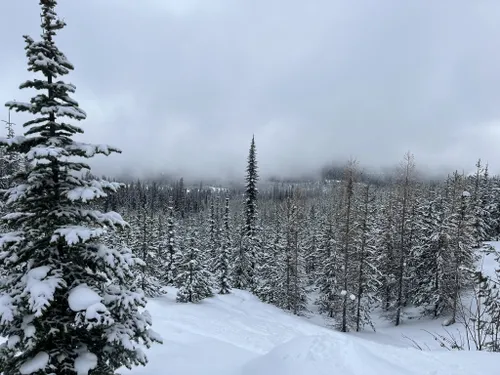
[164,200,179,286]
[394,152,417,326]
[316,213,341,318]
[207,198,219,273]
[271,192,308,315]
[448,172,476,324]
[337,162,359,331]
[0,108,22,192]
[411,187,454,317]
[475,247,500,352]
[304,204,323,283]
[0,2,160,374]
[255,206,283,304]
[353,182,380,331]
[214,197,232,294]
[234,135,259,290]
[133,194,162,297]
[470,160,492,247]
[176,227,213,303]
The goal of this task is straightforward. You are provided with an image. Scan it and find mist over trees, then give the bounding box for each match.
[73,141,500,339]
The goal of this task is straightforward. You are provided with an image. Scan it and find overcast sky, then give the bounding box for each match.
[1,0,500,180]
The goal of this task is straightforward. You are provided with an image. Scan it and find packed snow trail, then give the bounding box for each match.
[123,287,497,375]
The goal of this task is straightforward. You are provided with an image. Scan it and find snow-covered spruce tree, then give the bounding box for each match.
[234,135,259,290]
[304,204,323,284]
[376,189,398,312]
[353,182,380,331]
[486,172,500,240]
[0,2,161,374]
[280,192,308,315]
[474,247,500,352]
[263,191,308,314]
[214,197,232,294]
[206,198,219,273]
[164,200,180,286]
[470,159,491,248]
[254,207,283,305]
[480,164,499,241]
[411,188,454,318]
[316,212,342,318]
[0,110,23,193]
[0,112,21,236]
[448,172,476,325]
[336,161,360,332]
[152,214,166,284]
[176,227,213,303]
[393,152,417,326]
[132,194,162,297]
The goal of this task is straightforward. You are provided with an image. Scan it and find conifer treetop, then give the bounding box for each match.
[244,135,258,236]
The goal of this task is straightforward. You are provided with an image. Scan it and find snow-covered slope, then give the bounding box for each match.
[2,247,497,374]
[124,287,497,375]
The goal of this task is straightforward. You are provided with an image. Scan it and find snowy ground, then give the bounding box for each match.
[124,243,499,375]
[125,287,497,375]
[2,244,499,374]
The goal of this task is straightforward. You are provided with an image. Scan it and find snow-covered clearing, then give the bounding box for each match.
[119,246,494,375]
[124,286,497,375]
[124,243,499,374]
[2,244,498,374]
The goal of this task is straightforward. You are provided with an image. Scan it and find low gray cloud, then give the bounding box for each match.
[1,0,500,180]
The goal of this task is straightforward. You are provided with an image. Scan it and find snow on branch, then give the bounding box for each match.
[90,244,137,271]
[67,186,107,202]
[68,284,102,312]
[5,101,32,112]
[67,180,124,203]
[0,231,24,249]
[74,347,98,375]
[51,226,106,245]
[69,284,114,329]
[81,210,128,228]
[19,351,49,375]
[0,294,16,324]
[68,142,121,157]
[40,104,86,120]
[22,266,64,317]
[5,184,29,205]
[0,135,28,147]
[27,146,68,160]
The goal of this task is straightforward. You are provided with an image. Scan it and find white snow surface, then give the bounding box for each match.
[68,284,102,312]
[122,243,500,375]
[123,287,497,375]
[1,243,498,374]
